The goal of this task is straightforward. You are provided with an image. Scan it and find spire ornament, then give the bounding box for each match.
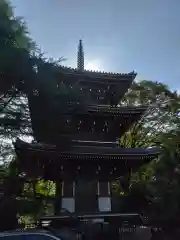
[77,39,84,71]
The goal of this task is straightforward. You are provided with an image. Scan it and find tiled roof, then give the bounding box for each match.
[59,66,137,79]
[85,105,148,114]
[15,139,160,158]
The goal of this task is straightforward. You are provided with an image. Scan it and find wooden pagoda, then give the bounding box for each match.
[14,40,160,216]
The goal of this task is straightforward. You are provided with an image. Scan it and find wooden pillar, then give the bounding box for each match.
[54,180,62,215]
[120,168,132,193]
[97,181,111,212]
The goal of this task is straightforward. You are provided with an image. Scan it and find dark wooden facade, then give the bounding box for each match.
[28,67,137,144]
[54,67,136,105]
[15,137,160,214]
[30,105,147,144]
[14,51,160,215]
[15,138,159,181]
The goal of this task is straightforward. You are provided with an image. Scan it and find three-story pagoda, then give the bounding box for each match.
[14,40,160,215]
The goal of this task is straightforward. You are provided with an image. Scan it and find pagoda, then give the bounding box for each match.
[14,40,160,217]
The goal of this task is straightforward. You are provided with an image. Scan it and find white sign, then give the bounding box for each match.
[98,197,111,212]
[61,197,75,213]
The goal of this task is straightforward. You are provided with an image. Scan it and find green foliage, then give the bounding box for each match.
[121,81,180,148]
[0,0,35,164]
[118,81,180,222]
[35,180,56,197]
[17,199,42,215]
[0,0,35,97]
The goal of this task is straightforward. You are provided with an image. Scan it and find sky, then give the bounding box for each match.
[11,0,180,90]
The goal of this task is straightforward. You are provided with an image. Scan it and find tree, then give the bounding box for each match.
[148,130,180,223]
[0,0,35,111]
[121,80,180,148]
[117,81,180,222]
[0,0,35,165]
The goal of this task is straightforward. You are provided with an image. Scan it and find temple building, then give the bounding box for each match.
[14,40,160,215]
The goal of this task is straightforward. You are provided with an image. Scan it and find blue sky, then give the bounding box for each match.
[11,0,180,90]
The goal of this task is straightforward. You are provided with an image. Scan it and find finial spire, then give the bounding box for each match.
[77,39,84,71]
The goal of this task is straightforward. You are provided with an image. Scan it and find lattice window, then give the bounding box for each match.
[66,119,71,124]
[104,121,109,132]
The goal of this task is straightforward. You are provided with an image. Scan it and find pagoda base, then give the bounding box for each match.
[39,212,144,227]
